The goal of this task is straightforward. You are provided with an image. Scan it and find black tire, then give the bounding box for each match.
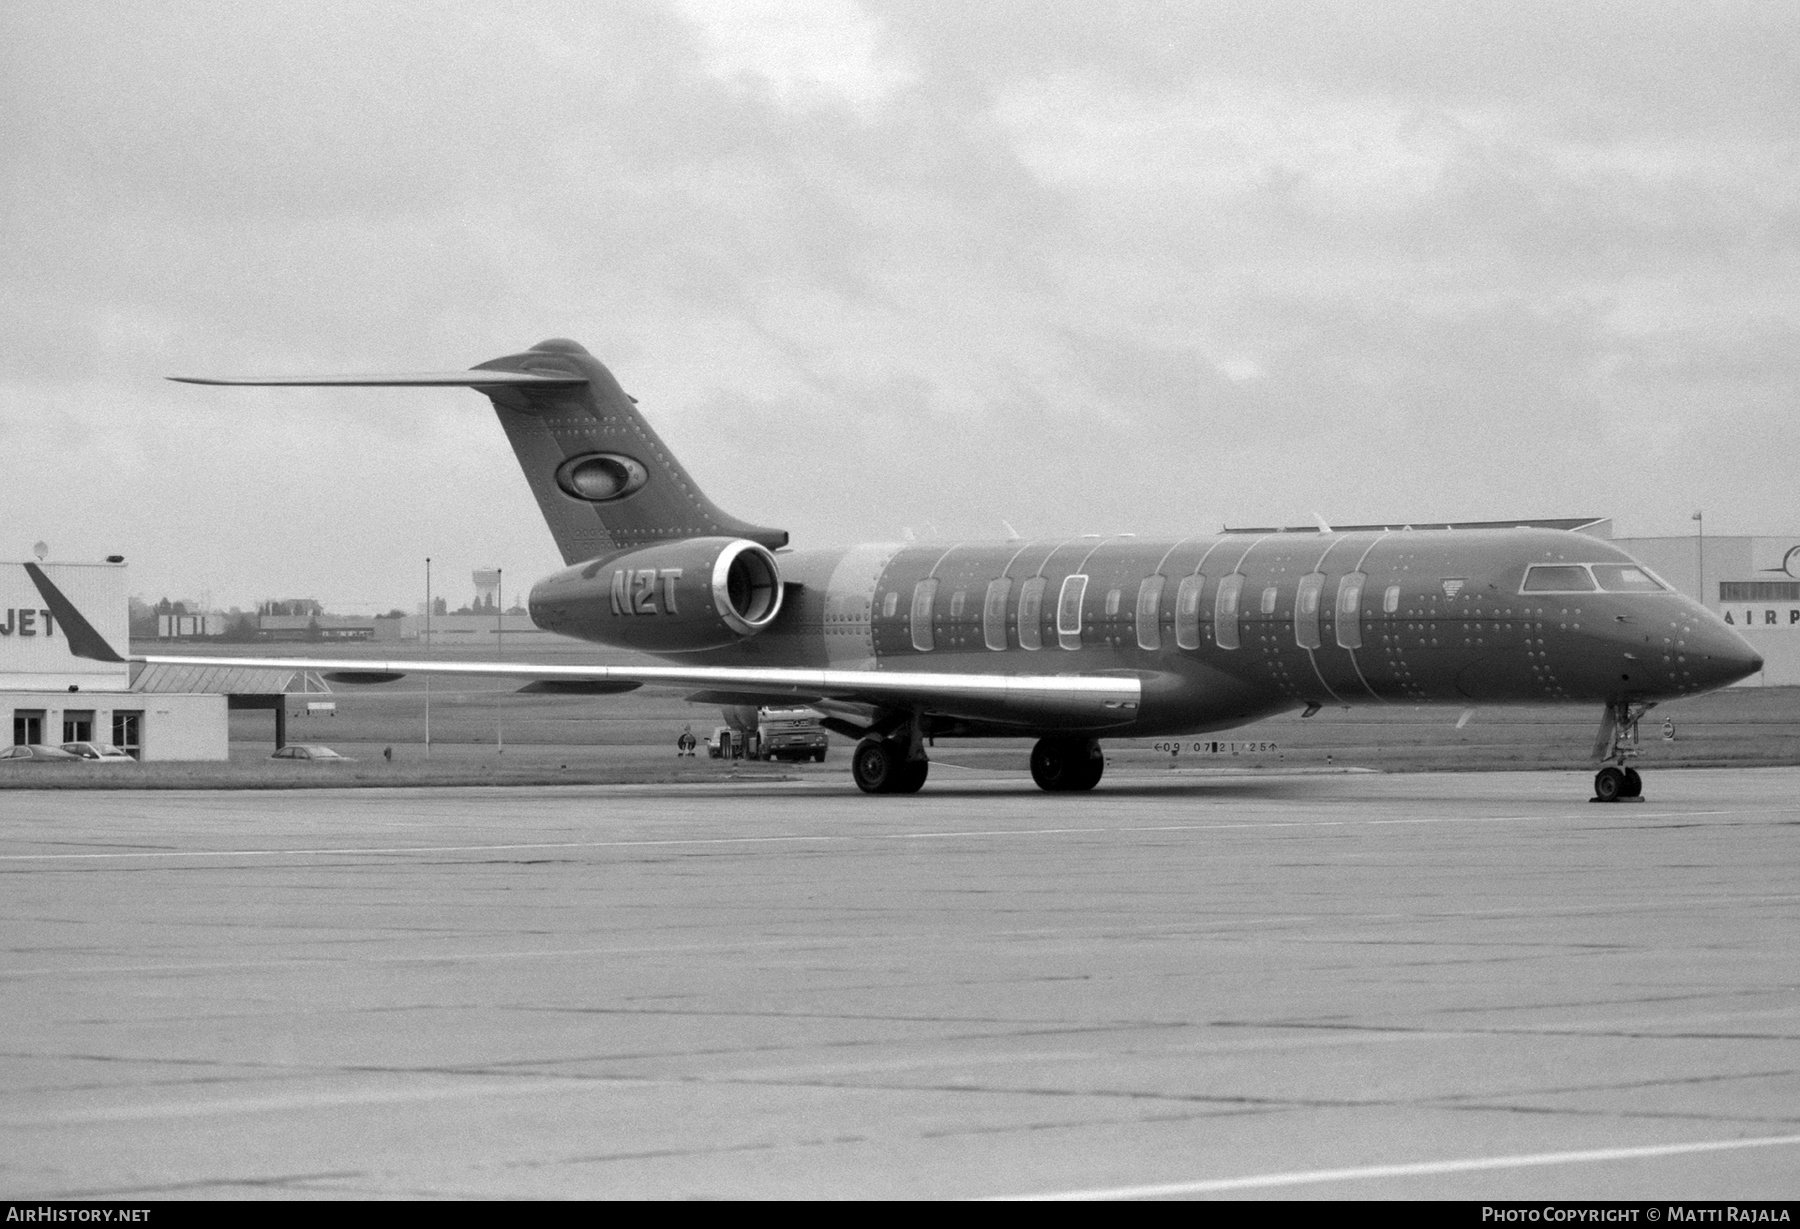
[852,738,898,793]
[1594,766,1625,802]
[1074,747,1105,791]
[893,758,929,794]
[1031,738,1104,792]
[1622,767,1643,798]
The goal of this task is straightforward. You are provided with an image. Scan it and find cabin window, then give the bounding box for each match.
[1136,575,1165,651]
[882,591,899,618]
[1590,563,1666,593]
[1175,575,1205,650]
[1335,573,1366,650]
[1295,573,1324,649]
[1057,574,1089,650]
[1104,588,1122,617]
[950,589,968,618]
[983,578,1012,650]
[1214,575,1244,650]
[1260,586,1279,615]
[1522,565,1597,593]
[1018,577,1047,650]
[1383,584,1400,614]
[910,578,938,652]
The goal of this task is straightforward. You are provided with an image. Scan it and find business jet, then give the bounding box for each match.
[149,338,1760,798]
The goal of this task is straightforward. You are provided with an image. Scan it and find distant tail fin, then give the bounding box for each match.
[172,338,786,564]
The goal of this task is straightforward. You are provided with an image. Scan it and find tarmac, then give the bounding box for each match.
[3,765,1799,1200]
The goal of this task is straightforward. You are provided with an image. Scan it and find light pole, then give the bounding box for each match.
[424,556,432,759]
[496,567,504,755]
[1693,511,1705,607]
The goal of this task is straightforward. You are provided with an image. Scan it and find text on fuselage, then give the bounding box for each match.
[609,568,683,616]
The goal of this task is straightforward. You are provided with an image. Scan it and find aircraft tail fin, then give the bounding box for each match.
[171,338,786,565]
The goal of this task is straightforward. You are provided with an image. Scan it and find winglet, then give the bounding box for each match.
[23,563,125,663]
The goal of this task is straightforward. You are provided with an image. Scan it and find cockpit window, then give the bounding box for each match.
[1522,565,1597,593]
[1590,563,1666,593]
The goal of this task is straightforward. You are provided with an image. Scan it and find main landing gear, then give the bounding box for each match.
[852,734,929,794]
[1591,699,1654,802]
[1030,737,1104,792]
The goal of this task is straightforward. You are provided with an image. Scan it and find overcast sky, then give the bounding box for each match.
[3,0,1796,612]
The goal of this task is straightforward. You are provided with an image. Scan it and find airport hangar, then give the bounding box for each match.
[1,558,324,760]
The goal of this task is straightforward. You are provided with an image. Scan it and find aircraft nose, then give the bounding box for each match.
[1689,622,1763,689]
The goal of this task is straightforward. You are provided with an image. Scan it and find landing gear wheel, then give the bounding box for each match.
[852,738,928,794]
[852,738,899,794]
[1031,738,1105,792]
[1622,767,1643,798]
[893,758,929,794]
[1594,766,1626,802]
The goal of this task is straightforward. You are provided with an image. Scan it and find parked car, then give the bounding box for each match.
[0,744,83,762]
[60,742,136,762]
[270,744,355,762]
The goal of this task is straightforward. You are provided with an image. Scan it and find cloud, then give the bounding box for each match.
[1,1,1796,607]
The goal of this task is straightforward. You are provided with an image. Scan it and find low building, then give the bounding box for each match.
[2,559,227,760]
[258,614,377,641]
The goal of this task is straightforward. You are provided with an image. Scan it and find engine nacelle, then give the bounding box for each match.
[528,537,784,652]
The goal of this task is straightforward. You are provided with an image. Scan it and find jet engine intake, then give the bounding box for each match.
[529,536,785,652]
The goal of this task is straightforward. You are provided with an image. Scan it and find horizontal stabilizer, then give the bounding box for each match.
[168,371,586,388]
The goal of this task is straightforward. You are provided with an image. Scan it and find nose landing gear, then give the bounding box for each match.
[1591,700,1653,802]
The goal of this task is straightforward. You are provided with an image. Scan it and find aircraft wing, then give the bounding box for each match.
[133,655,1142,728]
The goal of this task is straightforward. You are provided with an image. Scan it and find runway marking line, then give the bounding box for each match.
[0,809,1735,863]
[996,1131,1800,1200]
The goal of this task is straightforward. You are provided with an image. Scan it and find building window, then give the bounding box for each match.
[983,578,1012,650]
[1136,575,1165,651]
[910,579,939,652]
[1018,577,1048,651]
[13,710,45,746]
[1720,581,1800,602]
[1057,574,1089,650]
[112,711,143,759]
[63,710,96,743]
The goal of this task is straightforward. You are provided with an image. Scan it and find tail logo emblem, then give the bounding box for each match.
[556,453,648,502]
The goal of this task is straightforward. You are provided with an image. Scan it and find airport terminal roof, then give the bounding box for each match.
[129,661,332,696]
